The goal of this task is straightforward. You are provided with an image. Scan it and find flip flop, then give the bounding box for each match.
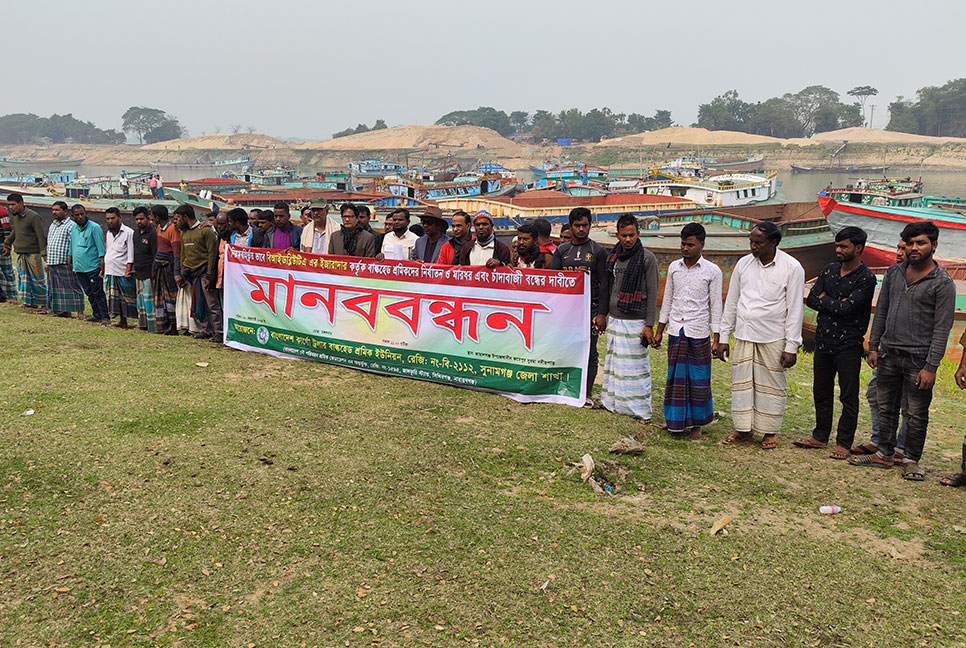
[939,472,966,487]
[848,454,893,469]
[760,435,778,450]
[829,445,850,460]
[721,431,754,445]
[850,443,879,455]
[901,463,924,481]
[792,437,827,449]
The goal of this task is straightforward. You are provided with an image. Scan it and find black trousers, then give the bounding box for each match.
[876,348,933,463]
[587,333,599,399]
[75,269,109,321]
[812,345,862,448]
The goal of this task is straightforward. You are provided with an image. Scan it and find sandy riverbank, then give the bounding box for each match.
[4,126,966,173]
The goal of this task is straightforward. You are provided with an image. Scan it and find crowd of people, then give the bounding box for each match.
[2,192,965,487]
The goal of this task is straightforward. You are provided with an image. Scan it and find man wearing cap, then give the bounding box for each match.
[328,203,376,257]
[300,198,339,254]
[378,208,419,261]
[413,206,451,263]
[458,211,511,267]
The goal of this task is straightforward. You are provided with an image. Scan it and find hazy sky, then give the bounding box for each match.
[4,0,963,141]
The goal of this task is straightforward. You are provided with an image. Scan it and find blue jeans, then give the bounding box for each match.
[875,349,933,463]
[867,369,907,452]
[75,269,108,321]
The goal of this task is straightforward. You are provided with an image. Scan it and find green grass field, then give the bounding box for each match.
[1,304,964,647]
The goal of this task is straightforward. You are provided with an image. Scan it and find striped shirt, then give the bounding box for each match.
[47,218,75,266]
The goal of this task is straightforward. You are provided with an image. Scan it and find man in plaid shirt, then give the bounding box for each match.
[45,201,85,318]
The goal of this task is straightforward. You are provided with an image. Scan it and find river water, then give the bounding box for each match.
[69,166,966,203]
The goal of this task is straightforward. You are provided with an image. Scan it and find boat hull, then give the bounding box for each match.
[791,165,888,174]
[819,195,966,264]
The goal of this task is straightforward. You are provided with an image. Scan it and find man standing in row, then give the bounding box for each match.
[228,207,255,247]
[555,207,607,406]
[793,227,875,459]
[0,205,14,302]
[379,208,419,260]
[103,207,137,328]
[69,204,109,324]
[133,206,157,332]
[176,205,222,342]
[513,223,548,269]
[301,199,338,254]
[151,204,180,335]
[413,207,449,263]
[45,201,85,319]
[940,333,966,487]
[849,221,955,480]
[717,222,804,450]
[597,214,659,423]
[328,203,376,257]
[459,212,510,267]
[436,211,472,265]
[655,223,722,440]
[266,202,302,252]
[2,193,47,312]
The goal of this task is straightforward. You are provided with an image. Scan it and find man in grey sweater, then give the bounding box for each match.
[849,220,956,480]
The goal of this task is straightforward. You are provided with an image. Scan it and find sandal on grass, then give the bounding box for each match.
[829,445,851,460]
[847,454,893,469]
[901,463,924,481]
[939,472,966,487]
[721,431,754,445]
[792,437,827,449]
[850,443,879,455]
[760,435,778,450]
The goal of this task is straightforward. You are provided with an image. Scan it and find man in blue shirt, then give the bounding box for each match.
[68,204,109,323]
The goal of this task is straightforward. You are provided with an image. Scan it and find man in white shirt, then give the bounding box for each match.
[119,173,129,198]
[301,197,339,254]
[377,208,419,261]
[715,221,804,449]
[102,207,137,328]
[654,223,723,440]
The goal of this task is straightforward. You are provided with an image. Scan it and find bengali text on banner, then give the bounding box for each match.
[222,245,591,405]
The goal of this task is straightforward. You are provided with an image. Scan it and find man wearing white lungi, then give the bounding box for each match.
[715,222,804,449]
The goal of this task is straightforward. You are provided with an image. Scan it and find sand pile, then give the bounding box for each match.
[142,133,286,150]
[809,127,966,144]
[298,125,523,152]
[596,126,792,147]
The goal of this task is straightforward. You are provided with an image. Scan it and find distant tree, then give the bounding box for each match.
[0,112,124,145]
[531,110,557,140]
[371,119,387,130]
[122,106,169,144]
[231,124,242,135]
[847,85,878,124]
[144,117,185,144]
[886,79,966,137]
[784,85,844,136]
[509,111,529,131]
[435,107,514,136]
[748,98,801,138]
[696,90,753,131]
[650,109,673,130]
[246,125,256,134]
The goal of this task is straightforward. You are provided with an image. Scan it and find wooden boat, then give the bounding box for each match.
[376,172,515,201]
[791,164,888,174]
[588,201,834,302]
[0,169,77,185]
[0,157,83,169]
[818,194,966,266]
[705,154,765,173]
[822,177,924,208]
[607,172,778,208]
[437,190,697,231]
[802,271,966,362]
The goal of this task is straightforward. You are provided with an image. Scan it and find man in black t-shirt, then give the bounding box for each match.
[132,206,158,332]
[549,207,607,406]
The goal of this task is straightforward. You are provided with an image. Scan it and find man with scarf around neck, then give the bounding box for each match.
[328,203,376,257]
[437,211,472,265]
[514,223,548,269]
[175,204,222,342]
[458,212,511,267]
[413,206,450,263]
[551,207,608,406]
[596,214,659,422]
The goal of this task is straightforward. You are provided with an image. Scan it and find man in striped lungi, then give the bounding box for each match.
[45,201,85,318]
